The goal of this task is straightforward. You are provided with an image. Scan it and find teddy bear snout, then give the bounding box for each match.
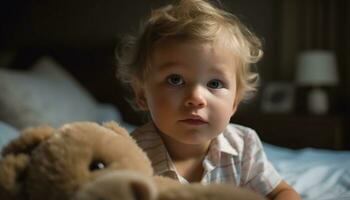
[74,171,157,200]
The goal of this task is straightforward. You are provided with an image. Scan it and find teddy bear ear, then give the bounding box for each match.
[0,153,29,200]
[0,126,54,200]
[1,126,54,157]
[102,121,131,138]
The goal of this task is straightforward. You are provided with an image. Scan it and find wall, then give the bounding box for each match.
[0,0,349,120]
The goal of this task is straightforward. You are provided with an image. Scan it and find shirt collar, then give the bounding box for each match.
[215,133,239,156]
[203,132,238,171]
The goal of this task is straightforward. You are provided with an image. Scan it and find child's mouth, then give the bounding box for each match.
[179,118,208,125]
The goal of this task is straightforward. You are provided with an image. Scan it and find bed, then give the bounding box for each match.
[0,57,349,200]
[265,143,350,200]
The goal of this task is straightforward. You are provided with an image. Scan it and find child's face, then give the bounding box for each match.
[133,38,239,145]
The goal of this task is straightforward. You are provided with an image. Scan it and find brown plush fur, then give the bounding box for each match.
[0,121,266,200]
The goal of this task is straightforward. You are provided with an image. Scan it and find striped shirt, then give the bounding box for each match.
[131,122,282,196]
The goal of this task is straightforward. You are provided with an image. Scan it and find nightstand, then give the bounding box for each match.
[231,114,345,150]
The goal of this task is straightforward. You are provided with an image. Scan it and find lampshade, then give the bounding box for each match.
[296,50,339,86]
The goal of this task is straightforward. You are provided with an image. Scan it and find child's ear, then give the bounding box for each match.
[131,78,148,111]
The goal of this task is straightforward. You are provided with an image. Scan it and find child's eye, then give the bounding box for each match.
[166,74,185,86]
[207,79,224,89]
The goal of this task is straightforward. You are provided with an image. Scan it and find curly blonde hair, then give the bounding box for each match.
[116,0,263,102]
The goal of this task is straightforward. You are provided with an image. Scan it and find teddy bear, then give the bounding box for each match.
[0,121,265,200]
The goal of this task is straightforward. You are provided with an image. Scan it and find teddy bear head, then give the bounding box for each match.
[0,121,156,200]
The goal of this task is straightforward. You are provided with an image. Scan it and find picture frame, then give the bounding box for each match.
[261,82,295,113]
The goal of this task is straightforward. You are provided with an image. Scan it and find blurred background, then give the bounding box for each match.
[0,0,349,150]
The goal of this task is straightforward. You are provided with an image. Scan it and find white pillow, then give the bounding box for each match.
[0,57,98,129]
[96,103,136,132]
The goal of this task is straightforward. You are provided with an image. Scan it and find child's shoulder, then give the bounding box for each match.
[130,122,159,141]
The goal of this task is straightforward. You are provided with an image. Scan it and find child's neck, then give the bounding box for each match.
[159,132,211,161]
[158,132,211,183]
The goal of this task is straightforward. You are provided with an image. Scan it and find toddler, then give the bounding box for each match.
[116,0,301,199]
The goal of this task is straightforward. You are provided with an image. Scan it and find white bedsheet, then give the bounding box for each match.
[264,143,350,200]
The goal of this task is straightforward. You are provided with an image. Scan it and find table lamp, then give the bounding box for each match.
[296,50,339,114]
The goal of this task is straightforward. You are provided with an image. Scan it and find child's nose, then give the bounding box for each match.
[184,86,207,108]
